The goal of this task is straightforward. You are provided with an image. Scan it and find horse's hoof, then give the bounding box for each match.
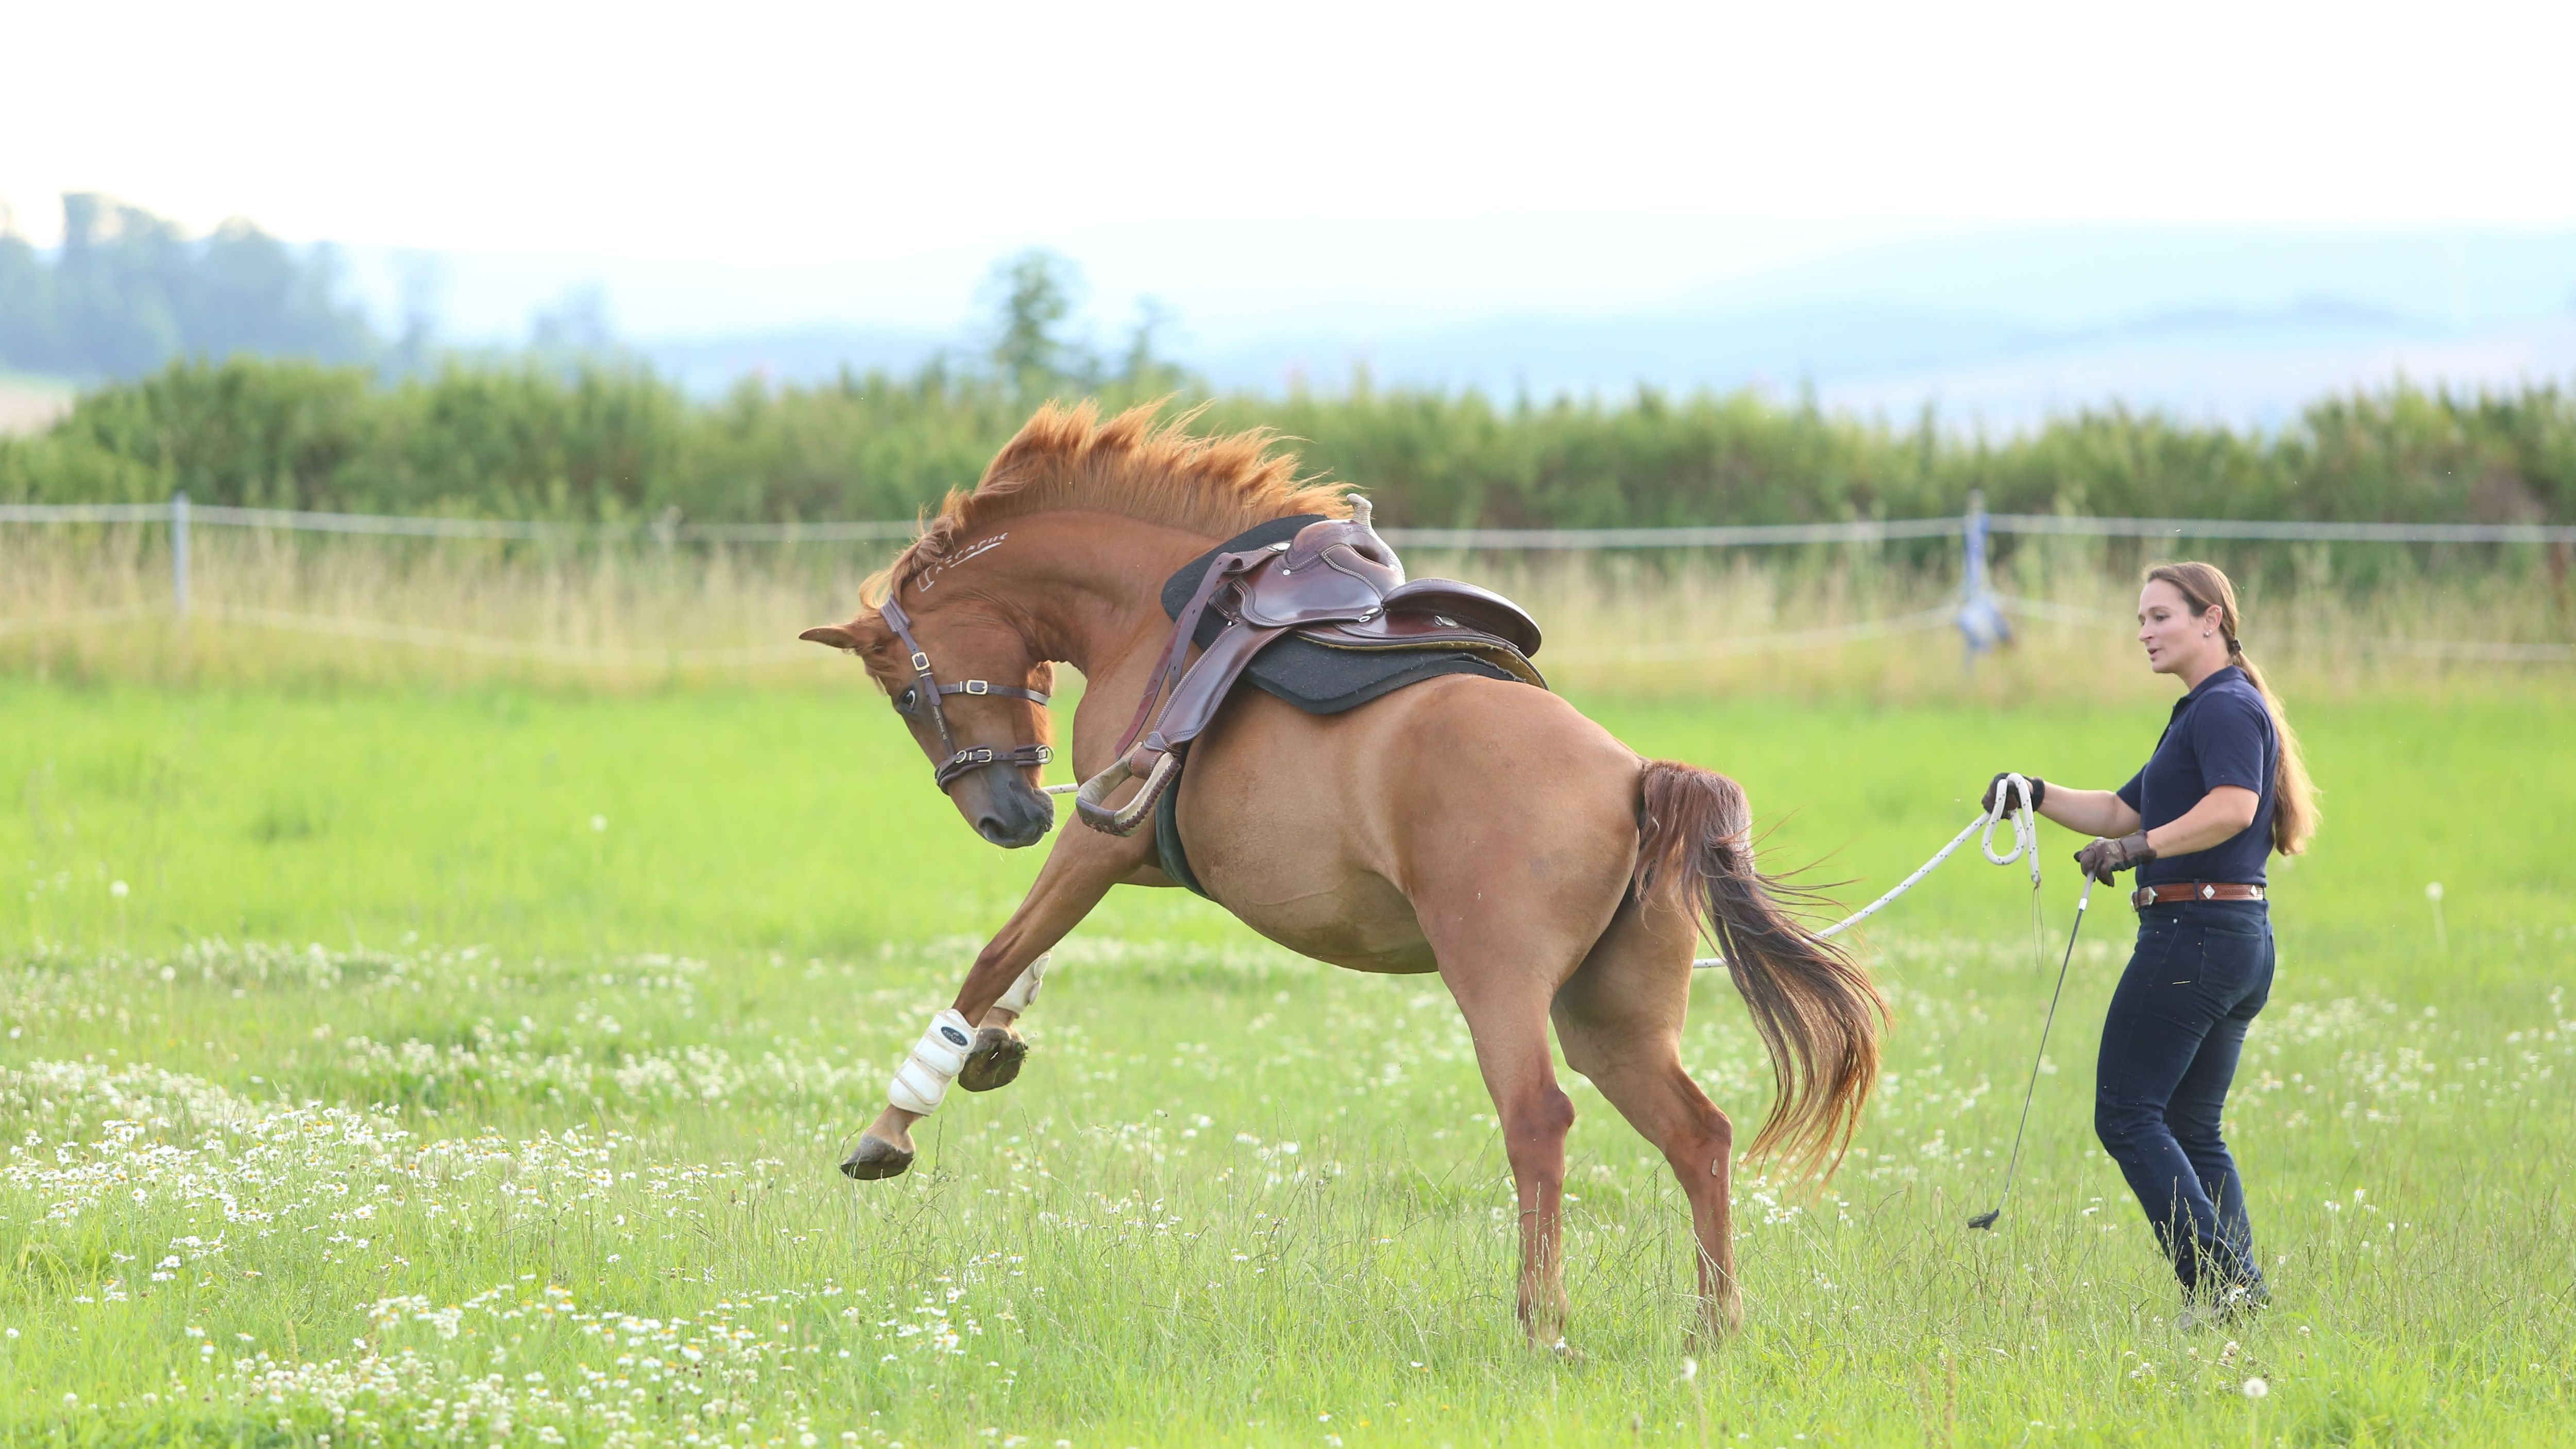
[1686,1298,1742,1350]
[840,1135,914,1181]
[958,1027,1026,1093]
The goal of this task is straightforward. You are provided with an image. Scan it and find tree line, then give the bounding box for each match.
[6,354,2569,532]
[0,195,388,382]
[2,221,2569,531]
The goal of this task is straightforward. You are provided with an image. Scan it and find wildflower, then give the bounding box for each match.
[591,815,608,832]
[2244,1377,2269,1399]
[111,880,130,897]
[1680,1356,1699,1383]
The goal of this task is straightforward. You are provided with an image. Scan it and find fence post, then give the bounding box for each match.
[1953,489,2009,665]
[171,491,191,618]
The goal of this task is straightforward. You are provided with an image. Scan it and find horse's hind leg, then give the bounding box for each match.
[1553,895,1743,1342]
[1444,967,1578,1350]
[1414,896,1605,1350]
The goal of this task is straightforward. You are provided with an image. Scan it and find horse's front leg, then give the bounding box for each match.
[842,819,1150,1181]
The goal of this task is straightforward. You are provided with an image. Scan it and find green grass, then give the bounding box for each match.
[3,677,2571,1445]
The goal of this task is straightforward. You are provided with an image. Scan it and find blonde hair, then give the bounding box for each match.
[2145,561,2319,856]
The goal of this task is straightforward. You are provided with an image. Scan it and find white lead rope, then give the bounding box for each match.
[1693,773,2043,969]
[1040,770,2047,970]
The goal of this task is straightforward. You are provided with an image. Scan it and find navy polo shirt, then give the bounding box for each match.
[2115,664,2277,887]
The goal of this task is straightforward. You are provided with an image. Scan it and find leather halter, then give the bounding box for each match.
[875,591,1054,789]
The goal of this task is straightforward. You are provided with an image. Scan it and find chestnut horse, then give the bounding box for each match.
[802,403,1883,1345]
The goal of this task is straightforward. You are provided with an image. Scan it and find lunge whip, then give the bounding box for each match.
[1968,872,2095,1231]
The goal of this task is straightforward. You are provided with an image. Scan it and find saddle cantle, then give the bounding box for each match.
[1074,500,1545,840]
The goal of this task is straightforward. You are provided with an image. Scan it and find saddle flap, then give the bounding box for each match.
[1137,619,1295,754]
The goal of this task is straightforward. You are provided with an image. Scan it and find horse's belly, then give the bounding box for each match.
[1223,870,1437,974]
[1176,698,1436,973]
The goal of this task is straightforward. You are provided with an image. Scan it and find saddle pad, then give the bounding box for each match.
[1159,516,1520,715]
[1150,515,1526,898]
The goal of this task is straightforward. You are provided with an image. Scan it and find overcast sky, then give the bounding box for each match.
[7,0,2571,338]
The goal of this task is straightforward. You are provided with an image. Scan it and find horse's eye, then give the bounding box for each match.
[896,687,919,713]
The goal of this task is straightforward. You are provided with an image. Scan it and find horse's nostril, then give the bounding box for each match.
[975,814,1009,842]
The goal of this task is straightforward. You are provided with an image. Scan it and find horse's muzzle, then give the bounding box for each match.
[965,776,1056,848]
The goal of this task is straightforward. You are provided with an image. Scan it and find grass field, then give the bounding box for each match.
[4,674,2572,1446]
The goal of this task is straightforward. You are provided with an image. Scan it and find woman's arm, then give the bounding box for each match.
[2145,786,2259,858]
[2038,787,2141,839]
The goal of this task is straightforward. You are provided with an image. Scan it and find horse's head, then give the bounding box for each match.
[802,584,1058,848]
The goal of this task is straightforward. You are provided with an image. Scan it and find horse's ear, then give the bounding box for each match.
[801,611,893,655]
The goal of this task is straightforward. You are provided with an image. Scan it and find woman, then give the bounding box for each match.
[1982,561,2318,1321]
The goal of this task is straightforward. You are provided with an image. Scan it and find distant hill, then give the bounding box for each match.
[1188,295,2576,430]
[569,225,2576,425]
[20,208,2572,427]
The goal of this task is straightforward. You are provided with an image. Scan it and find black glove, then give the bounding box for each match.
[2074,830,2156,884]
[1981,772,2046,817]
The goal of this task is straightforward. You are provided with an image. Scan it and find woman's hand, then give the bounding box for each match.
[2074,831,2156,883]
[1981,773,2045,817]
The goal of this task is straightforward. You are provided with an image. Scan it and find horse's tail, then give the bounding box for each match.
[1634,759,1885,1179]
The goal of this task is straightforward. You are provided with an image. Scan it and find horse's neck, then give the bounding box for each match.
[984,514,1196,667]
[980,513,1218,759]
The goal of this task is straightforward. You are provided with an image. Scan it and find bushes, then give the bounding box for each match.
[6,354,2572,529]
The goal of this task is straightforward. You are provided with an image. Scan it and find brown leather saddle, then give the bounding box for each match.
[1075,498,1545,838]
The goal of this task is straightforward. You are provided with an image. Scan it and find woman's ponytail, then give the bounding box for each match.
[2146,562,2319,856]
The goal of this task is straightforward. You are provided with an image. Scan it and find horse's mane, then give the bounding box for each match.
[866,400,1349,603]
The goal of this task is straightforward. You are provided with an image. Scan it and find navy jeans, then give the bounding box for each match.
[2095,899,2274,1295]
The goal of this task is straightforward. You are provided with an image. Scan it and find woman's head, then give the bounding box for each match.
[2138,560,2318,856]
[2137,561,2240,679]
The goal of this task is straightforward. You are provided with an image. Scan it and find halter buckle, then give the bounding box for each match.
[909,651,931,672]
[963,679,989,695]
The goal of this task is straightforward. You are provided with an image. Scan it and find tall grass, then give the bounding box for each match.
[5,524,2568,701]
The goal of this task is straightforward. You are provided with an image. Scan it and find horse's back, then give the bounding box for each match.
[1178,674,1642,973]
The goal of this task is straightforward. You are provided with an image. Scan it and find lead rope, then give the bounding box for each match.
[1039,772,2051,952]
[1692,773,2043,969]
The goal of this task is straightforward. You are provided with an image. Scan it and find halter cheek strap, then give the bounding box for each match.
[877,592,1054,788]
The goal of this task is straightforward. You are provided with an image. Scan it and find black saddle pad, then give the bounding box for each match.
[1160,515,1519,715]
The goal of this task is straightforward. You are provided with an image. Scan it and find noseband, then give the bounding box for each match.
[876,592,1054,789]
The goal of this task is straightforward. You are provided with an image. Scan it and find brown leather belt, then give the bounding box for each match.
[2132,882,2266,909]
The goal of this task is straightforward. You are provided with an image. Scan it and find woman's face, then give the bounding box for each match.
[2137,578,2223,677]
